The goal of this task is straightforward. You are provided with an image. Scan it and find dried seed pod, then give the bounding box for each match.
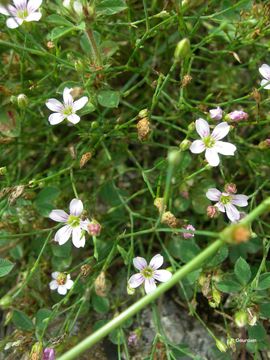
[161,211,180,228]
[80,264,91,277]
[80,152,92,168]
[154,197,166,213]
[94,271,107,297]
[181,74,192,87]
[8,185,25,204]
[137,117,151,141]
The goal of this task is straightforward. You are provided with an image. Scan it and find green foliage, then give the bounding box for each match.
[0,258,15,277]
[234,257,251,285]
[12,310,34,331]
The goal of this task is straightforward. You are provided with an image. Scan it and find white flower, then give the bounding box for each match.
[128,254,172,294]
[189,118,236,167]
[49,198,90,248]
[0,0,42,29]
[209,107,223,121]
[259,64,270,89]
[49,272,73,295]
[63,0,83,15]
[206,188,249,222]
[46,88,88,125]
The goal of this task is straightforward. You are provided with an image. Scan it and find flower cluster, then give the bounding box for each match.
[0,0,42,28]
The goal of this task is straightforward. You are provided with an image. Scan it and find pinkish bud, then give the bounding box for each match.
[209,106,223,121]
[43,348,55,360]
[128,332,139,347]
[183,224,195,239]
[87,221,101,236]
[224,183,237,194]
[207,205,219,218]
[228,110,248,122]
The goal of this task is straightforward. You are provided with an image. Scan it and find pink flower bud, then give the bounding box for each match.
[87,221,101,236]
[209,107,223,121]
[128,332,139,347]
[43,348,55,360]
[228,110,248,122]
[224,183,237,194]
[183,224,195,239]
[207,205,219,218]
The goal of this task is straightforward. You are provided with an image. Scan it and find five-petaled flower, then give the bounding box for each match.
[189,118,236,167]
[46,87,88,125]
[259,64,270,89]
[49,272,73,295]
[206,188,249,222]
[0,0,42,29]
[49,198,90,248]
[128,254,172,294]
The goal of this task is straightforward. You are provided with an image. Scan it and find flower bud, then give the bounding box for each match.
[0,294,12,308]
[174,38,190,61]
[234,310,248,328]
[188,122,195,132]
[30,342,43,360]
[87,220,101,236]
[80,152,92,168]
[209,107,223,121]
[179,139,191,151]
[154,197,166,213]
[127,283,135,295]
[128,332,139,346]
[17,94,28,108]
[183,224,195,239]
[227,337,236,351]
[209,287,221,308]
[137,117,151,141]
[227,110,248,122]
[43,348,55,360]
[161,211,180,228]
[0,167,7,176]
[207,205,219,218]
[224,183,237,194]
[215,339,227,353]
[138,108,148,119]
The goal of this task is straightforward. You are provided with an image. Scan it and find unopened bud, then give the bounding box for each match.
[179,139,191,151]
[138,109,148,119]
[0,294,12,308]
[183,224,195,239]
[224,183,237,194]
[207,205,219,218]
[227,337,236,352]
[127,283,135,295]
[209,287,221,308]
[188,122,195,132]
[43,348,55,360]
[161,211,180,228]
[17,94,28,108]
[209,107,223,121]
[0,167,7,176]
[174,38,190,61]
[88,220,101,236]
[226,110,248,122]
[234,310,248,328]
[215,339,227,353]
[95,271,107,297]
[80,152,92,168]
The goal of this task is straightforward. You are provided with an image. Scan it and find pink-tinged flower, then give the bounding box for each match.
[209,107,223,121]
[0,0,42,29]
[46,88,88,125]
[189,119,236,167]
[206,188,249,222]
[259,64,270,89]
[183,224,195,239]
[228,110,248,122]
[49,272,73,296]
[207,205,219,218]
[128,254,172,294]
[49,199,90,248]
[43,348,55,360]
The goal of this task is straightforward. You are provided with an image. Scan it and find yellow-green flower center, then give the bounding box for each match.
[141,267,154,279]
[220,194,232,205]
[63,106,73,116]
[203,136,215,148]
[67,215,80,228]
[56,273,67,285]
[17,9,28,19]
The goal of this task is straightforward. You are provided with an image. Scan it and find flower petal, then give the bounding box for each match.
[72,227,85,248]
[65,279,74,289]
[189,140,205,154]
[133,257,147,271]
[13,0,27,9]
[0,5,11,15]
[260,79,270,89]
[52,271,59,279]
[214,141,236,155]
[206,188,221,201]
[231,194,248,207]
[67,114,80,124]
[216,202,225,212]
[49,210,69,222]
[69,198,83,216]
[153,269,172,283]
[46,98,64,112]
[63,87,73,105]
[57,285,67,295]
[48,113,65,125]
[49,280,58,290]
[259,64,270,80]
[6,17,23,28]
[25,11,42,21]
[128,273,144,288]
[195,118,210,138]
[149,254,163,270]
[55,225,72,245]
[211,122,230,140]
[225,203,240,222]
[205,148,220,167]
[27,0,42,12]
[144,278,156,294]
[73,96,88,111]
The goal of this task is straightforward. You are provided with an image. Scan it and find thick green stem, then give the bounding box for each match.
[57,239,223,360]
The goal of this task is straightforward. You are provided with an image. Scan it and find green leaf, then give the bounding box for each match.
[257,273,270,290]
[49,26,75,41]
[234,257,251,285]
[35,309,52,338]
[12,310,34,331]
[97,90,120,108]
[0,258,15,277]
[207,246,228,267]
[51,241,71,258]
[46,14,74,27]
[260,303,270,318]
[35,187,60,217]
[92,294,110,313]
[216,279,242,293]
[96,0,127,15]
[168,239,201,263]
[109,328,124,345]
[248,323,267,341]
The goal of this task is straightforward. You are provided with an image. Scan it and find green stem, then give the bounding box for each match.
[57,239,223,360]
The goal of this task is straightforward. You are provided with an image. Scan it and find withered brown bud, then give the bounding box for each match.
[68,144,76,159]
[80,264,91,277]
[161,211,180,228]
[94,271,107,297]
[80,152,92,168]
[71,87,84,98]
[224,183,237,194]
[154,197,166,213]
[207,205,219,218]
[251,88,261,103]
[137,117,151,141]
[181,74,192,87]
[46,41,55,49]
[8,185,25,204]
[231,224,251,244]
